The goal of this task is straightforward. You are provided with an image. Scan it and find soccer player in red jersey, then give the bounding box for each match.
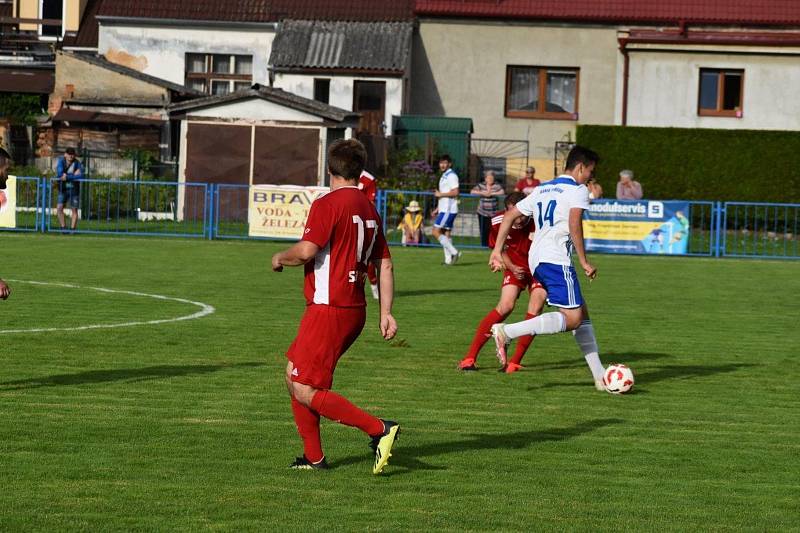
[0,147,12,300]
[458,192,546,373]
[272,139,400,474]
[358,169,380,299]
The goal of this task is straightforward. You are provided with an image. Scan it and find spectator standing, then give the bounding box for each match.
[398,200,423,246]
[515,166,540,195]
[471,170,505,247]
[56,148,84,231]
[615,169,643,200]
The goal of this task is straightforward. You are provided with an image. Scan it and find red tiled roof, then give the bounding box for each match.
[98,0,414,23]
[415,0,800,27]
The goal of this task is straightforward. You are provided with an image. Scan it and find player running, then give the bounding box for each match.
[458,192,546,373]
[272,139,400,473]
[489,145,606,391]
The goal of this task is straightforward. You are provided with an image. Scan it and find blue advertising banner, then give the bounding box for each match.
[583,199,690,255]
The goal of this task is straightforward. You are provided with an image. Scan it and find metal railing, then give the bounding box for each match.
[2,178,798,260]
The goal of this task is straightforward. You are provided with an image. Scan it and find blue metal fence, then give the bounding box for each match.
[2,178,799,260]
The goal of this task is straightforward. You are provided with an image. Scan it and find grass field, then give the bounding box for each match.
[0,233,798,531]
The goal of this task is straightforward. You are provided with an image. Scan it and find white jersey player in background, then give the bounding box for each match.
[488,145,606,391]
[432,154,461,265]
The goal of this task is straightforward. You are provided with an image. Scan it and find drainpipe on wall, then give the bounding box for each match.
[619,37,629,126]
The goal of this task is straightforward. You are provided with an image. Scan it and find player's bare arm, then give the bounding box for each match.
[569,207,596,280]
[0,278,10,300]
[272,241,320,272]
[489,206,521,271]
[502,251,526,279]
[375,257,398,340]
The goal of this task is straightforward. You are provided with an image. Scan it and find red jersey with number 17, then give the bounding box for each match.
[301,186,390,307]
[488,210,534,272]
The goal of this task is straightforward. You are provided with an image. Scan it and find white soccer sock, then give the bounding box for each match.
[573,319,604,381]
[438,234,458,256]
[504,312,566,339]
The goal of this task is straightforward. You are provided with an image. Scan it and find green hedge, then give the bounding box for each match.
[576,125,800,203]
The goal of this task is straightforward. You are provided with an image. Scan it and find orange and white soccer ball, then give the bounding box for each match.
[603,364,634,394]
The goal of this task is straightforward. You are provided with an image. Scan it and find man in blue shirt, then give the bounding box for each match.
[56,147,83,231]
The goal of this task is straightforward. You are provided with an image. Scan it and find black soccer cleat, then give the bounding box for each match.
[289,455,330,470]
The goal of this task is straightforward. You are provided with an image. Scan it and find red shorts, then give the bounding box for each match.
[286,304,366,390]
[502,269,544,293]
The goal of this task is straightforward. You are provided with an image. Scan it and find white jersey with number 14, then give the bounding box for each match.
[515,175,590,271]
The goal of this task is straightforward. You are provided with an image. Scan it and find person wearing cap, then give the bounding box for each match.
[56,147,84,232]
[471,170,505,248]
[398,200,423,246]
[0,147,12,299]
[515,166,540,196]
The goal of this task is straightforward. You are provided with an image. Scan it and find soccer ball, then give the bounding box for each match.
[603,364,634,394]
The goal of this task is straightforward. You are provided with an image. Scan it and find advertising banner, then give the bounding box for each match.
[248,184,328,239]
[583,199,690,255]
[0,176,17,229]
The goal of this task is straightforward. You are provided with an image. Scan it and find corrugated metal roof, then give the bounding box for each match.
[393,115,474,134]
[416,0,800,27]
[270,20,413,73]
[169,83,359,123]
[98,0,413,23]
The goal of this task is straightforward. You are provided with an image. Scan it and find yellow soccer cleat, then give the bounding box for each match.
[370,420,400,474]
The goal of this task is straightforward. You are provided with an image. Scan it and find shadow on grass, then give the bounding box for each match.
[396,287,495,297]
[512,351,674,372]
[527,362,757,392]
[0,362,266,390]
[332,417,623,475]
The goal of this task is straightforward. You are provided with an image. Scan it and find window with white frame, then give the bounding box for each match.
[185,53,253,95]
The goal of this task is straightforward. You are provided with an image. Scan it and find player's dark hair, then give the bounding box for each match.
[505,191,526,208]
[564,145,599,171]
[0,147,10,166]
[327,139,366,180]
[65,147,76,156]
[439,154,452,163]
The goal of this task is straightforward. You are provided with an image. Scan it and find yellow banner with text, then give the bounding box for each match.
[248,184,329,239]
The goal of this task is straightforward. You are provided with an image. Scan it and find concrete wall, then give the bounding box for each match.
[273,74,404,134]
[98,23,276,86]
[626,48,800,130]
[51,52,168,116]
[411,20,619,161]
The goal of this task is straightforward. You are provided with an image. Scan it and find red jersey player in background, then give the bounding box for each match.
[458,192,547,373]
[272,139,400,474]
[0,147,12,300]
[358,169,380,299]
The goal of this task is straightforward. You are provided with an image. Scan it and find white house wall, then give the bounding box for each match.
[274,74,403,134]
[98,23,276,86]
[185,99,325,123]
[626,49,800,130]
[411,20,619,161]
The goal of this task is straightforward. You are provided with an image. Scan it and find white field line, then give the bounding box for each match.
[2,280,215,334]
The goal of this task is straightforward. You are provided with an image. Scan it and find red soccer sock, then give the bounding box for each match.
[464,309,509,361]
[310,390,384,437]
[291,397,324,463]
[509,312,536,365]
